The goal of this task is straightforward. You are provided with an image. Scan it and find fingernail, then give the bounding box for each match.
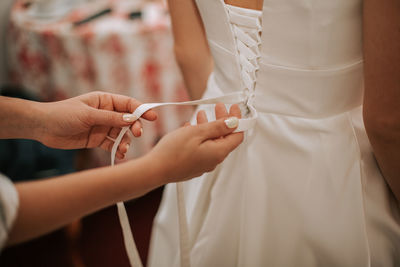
[123,114,137,122]
[125,144,130,151]
[224,117,239,128]
[140,128,143,136]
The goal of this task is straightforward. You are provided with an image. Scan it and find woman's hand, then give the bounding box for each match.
[7,103,243,245]
[36,92,157,158]
[146,103,244,184]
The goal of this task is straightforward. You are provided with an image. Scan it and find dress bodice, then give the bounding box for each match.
[196,0,364,118]
[149,2,400,267]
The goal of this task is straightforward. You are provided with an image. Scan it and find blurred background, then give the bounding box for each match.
[0,0,192,266]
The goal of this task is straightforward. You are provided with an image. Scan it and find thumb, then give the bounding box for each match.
[89,108,137,127]
[199,117,239,140]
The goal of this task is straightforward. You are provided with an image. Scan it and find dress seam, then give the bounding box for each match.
[253,105,362,120]
[208,39,236,56]
[346,111,372,267]
[215,3,246,92]
[208,40,363,73]
[236,143,249,266]
[259,59,363,73]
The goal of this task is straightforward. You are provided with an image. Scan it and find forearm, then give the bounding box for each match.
[7,155,163,245]
[363,0,400,202]
[0,96,43,140]
[175,47,213,100]
[5,103,243,245]
[168,0,213,100]
[365,128,400,202]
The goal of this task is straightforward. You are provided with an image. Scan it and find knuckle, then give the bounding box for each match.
[92,90,102,95]
[129,99,142,113]
[96,91,108,99]
[87,91,100,98]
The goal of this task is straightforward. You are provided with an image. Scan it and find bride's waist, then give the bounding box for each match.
[208,62,364,119]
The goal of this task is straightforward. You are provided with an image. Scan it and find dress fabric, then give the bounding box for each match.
[0,174,19,251]
[148,0,400,266]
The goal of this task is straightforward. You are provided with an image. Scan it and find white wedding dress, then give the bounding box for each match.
[148,0,400,266]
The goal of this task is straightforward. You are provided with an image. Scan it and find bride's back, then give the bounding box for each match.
[149,0,400,266]
[196,0,364,118]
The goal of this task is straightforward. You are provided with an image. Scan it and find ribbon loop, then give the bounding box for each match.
[111,91,258,267]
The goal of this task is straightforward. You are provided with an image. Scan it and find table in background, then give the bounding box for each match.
[7,0,193,160]
[2,1,193,266]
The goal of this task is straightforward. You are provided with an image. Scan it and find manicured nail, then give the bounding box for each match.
[140,128,143,136]
[123,114,137,122]
[125,144,130,151]
[224,117,239,128]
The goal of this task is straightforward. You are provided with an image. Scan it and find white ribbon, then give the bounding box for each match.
[110,92,257,267]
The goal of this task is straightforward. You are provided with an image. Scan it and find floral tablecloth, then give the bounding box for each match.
[7,0,192,159]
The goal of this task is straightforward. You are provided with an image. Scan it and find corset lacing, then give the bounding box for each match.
[226,4,262,107]
[109,5,262,267]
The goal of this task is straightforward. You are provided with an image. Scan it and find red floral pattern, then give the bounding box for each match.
[7,0,193,159]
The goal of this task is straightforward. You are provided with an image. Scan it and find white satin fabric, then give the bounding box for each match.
[149,0,400,266]
[0,174,19,251]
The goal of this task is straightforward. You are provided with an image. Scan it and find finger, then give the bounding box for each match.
[198,117,239,140]
[88,92,157,128]
[203,131,244,162]
[89,108,138,128]
[116,151,125,160]
[142,109,158,121]
[118,134,131,154]
[100,138,114,153]
[108,127,121,139]
[131,120,143,137]
[196,110,208,124]
[109,127,131,151]
[109,93,158,121]
[229,104,242,119]
[100,138,130,158]
[100,128,129,152]
[217,131,244,153]
[215,103,228,119]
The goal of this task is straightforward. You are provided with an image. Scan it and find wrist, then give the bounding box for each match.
[140,152,169,188]
[0,96,45,140]
[28,101,48,142]
[112,154,167,201]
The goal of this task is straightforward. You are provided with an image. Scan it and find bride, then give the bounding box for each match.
[148,0,400,266]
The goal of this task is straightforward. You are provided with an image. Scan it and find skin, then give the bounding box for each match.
[168,0,262,100]
[363,0,400,203]
[225,0,263,10]
[170,0,400,202]
[167,0,213,100]
[0,92,243,245]
[0,92,154,160]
